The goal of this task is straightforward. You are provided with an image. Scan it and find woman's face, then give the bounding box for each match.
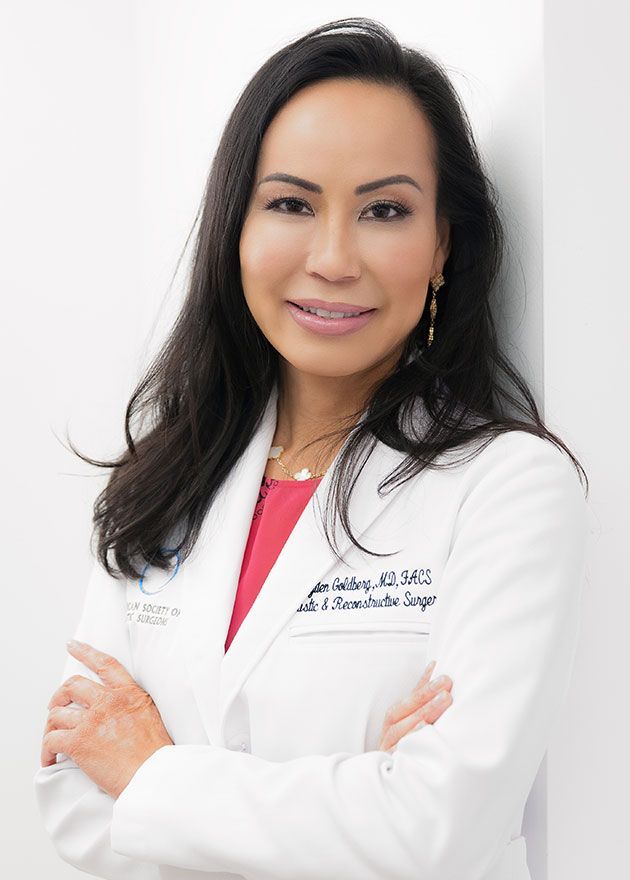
[239,78,450,380]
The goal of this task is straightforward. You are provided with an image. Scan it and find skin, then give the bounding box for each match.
[378,660,453,753]
[41,80,455,788]
[40,641,173,799]
[239,77,451,476]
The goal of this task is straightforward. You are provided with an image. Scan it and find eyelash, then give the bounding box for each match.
[262,195,414,221]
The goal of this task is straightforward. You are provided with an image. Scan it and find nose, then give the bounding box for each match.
[304,216,361,283]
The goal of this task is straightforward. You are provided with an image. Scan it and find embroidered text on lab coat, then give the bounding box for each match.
[296,566,436,615]
[126,600,183,627]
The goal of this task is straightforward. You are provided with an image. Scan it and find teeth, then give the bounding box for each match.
[295,304,364,318]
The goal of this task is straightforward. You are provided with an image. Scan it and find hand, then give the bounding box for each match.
[41,640,174,800]
[378,660,453,754]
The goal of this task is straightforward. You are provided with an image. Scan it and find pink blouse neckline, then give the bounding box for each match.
[263,475,324,486]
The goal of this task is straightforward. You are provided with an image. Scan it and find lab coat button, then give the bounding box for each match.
[239,741,250,752]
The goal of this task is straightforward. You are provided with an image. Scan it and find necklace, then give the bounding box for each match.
[267,445,327,481]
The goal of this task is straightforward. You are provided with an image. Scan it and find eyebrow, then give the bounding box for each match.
[256,172,423,195]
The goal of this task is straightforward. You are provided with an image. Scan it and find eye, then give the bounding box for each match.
[362,200,414,221]
[262,196,414,221]
[262,197,311,216]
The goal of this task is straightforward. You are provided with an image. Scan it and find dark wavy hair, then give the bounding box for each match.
[68,16,588,581]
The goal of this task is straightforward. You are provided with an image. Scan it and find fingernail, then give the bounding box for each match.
[432,690,449,703]
[412,721,427,732]
[430,675,448,691]
[66,639,82,649]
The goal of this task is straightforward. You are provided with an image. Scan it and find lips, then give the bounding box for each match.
[285,301,378,337]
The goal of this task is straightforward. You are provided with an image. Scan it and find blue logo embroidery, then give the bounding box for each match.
[138,548,181,595]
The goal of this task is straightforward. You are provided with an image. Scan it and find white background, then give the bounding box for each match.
[0,0,626,876]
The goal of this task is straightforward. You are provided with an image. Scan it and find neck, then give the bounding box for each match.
[272,353,399,471]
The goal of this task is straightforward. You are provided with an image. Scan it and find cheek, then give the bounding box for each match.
[240,222,296,284]
[372,227,434,281]
[371,248,432,322]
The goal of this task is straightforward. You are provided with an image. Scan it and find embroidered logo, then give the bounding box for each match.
[138,548,181,595]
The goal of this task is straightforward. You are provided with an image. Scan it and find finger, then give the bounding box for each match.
[41,728,74,768]
[410,687,453,727]
[381,663,444,742]
[391,690,453,741]
[410,660,437,697]
[48,674,104,710]
[44,705,84,734]
[417,659,437,688]
[66,640,135,687]
[384,688,453,751]
[381,661,437,729]
[384,672,452,728]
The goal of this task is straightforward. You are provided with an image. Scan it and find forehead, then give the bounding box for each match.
[255,78,437,187]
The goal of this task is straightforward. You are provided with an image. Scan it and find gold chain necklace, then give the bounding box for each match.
[267,445,326,481]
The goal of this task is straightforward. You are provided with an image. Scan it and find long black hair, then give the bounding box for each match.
[69,16,588,581]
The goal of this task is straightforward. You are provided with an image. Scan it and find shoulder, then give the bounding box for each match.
[463,428,582,483]
[401,395,582,493]
[453,429,588,532]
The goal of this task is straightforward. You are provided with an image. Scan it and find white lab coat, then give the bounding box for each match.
[33,382,590,880]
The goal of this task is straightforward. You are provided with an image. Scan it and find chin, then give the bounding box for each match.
[279,353,374,380]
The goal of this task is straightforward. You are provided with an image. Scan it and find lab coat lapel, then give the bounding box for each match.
[179,383,280,744]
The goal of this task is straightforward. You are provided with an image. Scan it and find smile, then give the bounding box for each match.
[285,301,377,337]
[292,303,364,318]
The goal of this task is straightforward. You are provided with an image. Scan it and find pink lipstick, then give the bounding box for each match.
[286,300,378,337]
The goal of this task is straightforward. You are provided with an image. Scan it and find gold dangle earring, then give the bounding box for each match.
[427,272,445,347]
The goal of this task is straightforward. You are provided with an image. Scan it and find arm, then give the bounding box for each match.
[109,432,590,880]
[33,559,161,880]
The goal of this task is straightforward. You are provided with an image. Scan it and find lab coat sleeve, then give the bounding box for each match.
[109,431,590,880]
[33,558,161,879]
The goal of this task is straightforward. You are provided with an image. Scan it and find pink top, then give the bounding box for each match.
[224,473,323,653]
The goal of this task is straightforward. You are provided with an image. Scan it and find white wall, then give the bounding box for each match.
[3,1,619,877]
[543,2,629,877]
[0,0,140,873]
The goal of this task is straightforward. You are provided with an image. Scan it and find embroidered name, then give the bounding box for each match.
[296,567,435,615]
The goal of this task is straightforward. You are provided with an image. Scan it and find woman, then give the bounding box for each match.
[34,17,589,880]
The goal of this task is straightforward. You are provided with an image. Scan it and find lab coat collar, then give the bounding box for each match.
[180,380,416,744]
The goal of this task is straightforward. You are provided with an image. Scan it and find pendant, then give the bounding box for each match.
[293,468,312,481]
[269,445,284,459]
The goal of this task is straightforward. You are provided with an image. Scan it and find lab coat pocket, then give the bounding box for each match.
[272,619,434,754]
[288,619,432,644]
